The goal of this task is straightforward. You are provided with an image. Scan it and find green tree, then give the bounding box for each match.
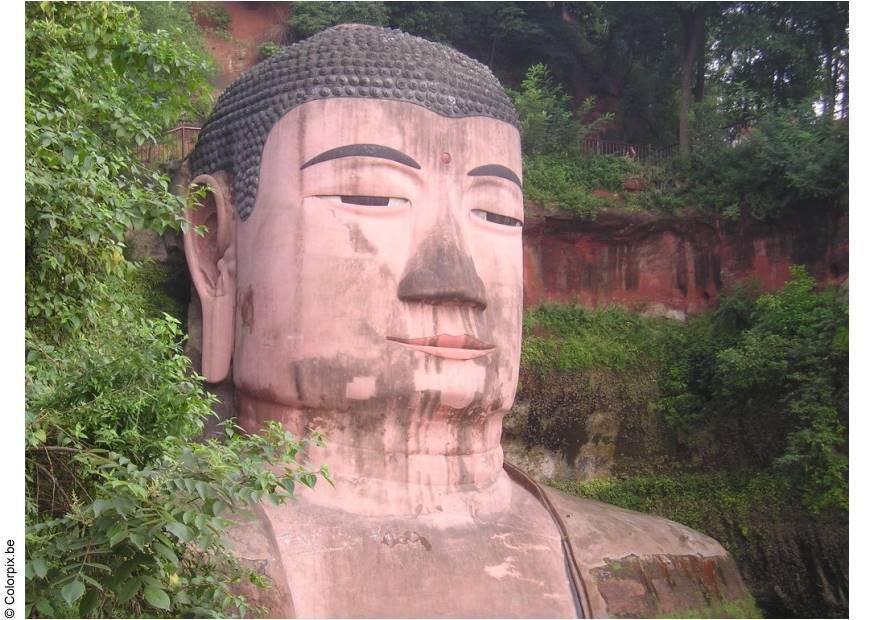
[288,1,388,40]
[25,2,211,338]
[25,4,329,616]
[708,2,848,122]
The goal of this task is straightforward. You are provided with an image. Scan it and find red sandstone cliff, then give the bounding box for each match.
[523,203,848,316]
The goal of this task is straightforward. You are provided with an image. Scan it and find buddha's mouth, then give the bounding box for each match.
[386,334,495,359]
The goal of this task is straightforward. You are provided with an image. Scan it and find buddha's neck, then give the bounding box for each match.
[237,393,511,517]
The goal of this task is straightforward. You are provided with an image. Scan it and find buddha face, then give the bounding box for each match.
[198,98,524,423]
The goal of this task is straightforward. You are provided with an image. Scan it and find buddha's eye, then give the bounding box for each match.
[471,209,522,227]
[320,195,409,207]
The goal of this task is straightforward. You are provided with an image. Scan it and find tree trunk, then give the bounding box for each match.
[679,6,705,158]
[821,20,835,119]
[693,12,707,103]
[840,52,848,118]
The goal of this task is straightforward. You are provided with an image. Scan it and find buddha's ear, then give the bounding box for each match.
[183,173,236,383]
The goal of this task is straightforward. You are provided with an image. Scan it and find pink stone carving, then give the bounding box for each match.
[183,33,752,619]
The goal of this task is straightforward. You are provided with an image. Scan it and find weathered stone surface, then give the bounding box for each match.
[543,488,752,618]
[505,367,670,481]
[523,205,848,313]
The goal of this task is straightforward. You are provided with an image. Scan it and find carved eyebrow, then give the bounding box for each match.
[467,164,522,188]
[301,144,421,170]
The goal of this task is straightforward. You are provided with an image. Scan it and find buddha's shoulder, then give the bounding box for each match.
[542,485,726,558]
[542,486,757,618]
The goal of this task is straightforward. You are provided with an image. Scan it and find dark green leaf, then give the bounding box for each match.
[152,541,179,567]
[61,578,86,606]
[165,521,190,542]
[115,577,141,604]
[79,587,100,616]
[32,557,49,579]
[144,585,171,610]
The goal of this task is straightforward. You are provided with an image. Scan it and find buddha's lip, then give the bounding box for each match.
[386,334,495,359]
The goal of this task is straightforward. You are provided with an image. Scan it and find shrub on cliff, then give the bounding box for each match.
[680,106,849,220]
[659,267,848,511]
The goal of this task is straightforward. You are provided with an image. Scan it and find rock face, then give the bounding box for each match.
[545,489,756,619]
[523,204,848,316]
[194,1,291,90]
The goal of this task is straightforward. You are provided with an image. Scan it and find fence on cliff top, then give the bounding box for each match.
[582,138,679,165]
[137,123,201,165]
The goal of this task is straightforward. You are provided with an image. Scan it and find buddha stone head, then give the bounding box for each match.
[184,26,524,456]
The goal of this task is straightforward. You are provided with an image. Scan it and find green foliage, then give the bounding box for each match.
[258,41,282,60]
[193,4,232,34]
[289,1,388,39]
[26,419,330,618]
[709,3,847,118]
[26,314,209,465]
[522,152,651,216]
[657,594,762,619]
[552,471,847,618]
[25,2,211,339]
[388,1,543,68]
[555,473,793,533]
[24,4,326,618]
[128,1,216,78]
[519,305,684,462]
[509,64,581,156]
[522,305,684,373]
[680,107,849,220]
[659,268,848,511]
[125,261,188,322]
[522,106,848,220]
[509,64,613,157]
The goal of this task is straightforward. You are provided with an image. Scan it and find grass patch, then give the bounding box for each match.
[657,593,762,619]
[552,472,794,533]
[522,304,684,373]
[523,153,645,217]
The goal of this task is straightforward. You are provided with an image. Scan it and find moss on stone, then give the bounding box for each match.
[656,593,762,619]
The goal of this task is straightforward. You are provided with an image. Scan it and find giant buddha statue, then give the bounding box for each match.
[183,25,753,618]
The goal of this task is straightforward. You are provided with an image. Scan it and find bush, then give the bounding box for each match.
[522,153,651,216]
[509,64,613,157]
[288,1,388,40]
[553,472,846,618]
[128,1,216,78]
[26,418,329,618]
[25,2,212,339]
[194,4,232,34]
[258,41,282,60]
[681,107,849,220]
[522,304,684,373]
[659,268,848,511]
[509,64,582,156]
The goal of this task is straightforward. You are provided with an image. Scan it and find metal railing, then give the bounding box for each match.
[582,138,678,165]
[137,123,201,164]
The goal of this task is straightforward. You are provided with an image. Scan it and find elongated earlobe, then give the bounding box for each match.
[183,173,236,382]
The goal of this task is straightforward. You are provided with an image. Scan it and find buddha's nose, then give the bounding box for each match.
[397,224,488,310]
